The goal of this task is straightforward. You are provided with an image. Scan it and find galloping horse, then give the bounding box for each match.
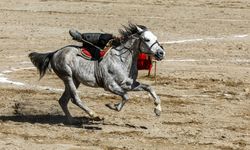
[29,24,165,123]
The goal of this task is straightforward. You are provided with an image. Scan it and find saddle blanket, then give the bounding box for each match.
[80,46,111,60]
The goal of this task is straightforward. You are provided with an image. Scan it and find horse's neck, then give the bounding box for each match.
[116,39,139,69]
[105,40,139,79]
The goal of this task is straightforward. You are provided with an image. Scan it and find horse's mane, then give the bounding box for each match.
[112,23,147,47]
[119,23,147,40]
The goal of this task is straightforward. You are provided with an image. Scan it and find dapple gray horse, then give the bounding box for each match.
[29,24,165,123]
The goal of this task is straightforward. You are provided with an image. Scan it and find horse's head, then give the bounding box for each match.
[118,24,165,60]
[136,26,165,61]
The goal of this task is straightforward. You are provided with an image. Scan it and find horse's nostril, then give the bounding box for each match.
[158,51,164,56]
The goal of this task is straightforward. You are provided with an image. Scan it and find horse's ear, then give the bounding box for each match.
[136,26,144,33]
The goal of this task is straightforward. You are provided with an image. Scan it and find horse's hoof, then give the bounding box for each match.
[105,103,119,111]
[105,103,114,109]
[89,112,104,121]
[154,108,161,116]
[92,116,104,121]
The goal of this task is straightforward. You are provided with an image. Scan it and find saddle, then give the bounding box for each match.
[79,46,112,61]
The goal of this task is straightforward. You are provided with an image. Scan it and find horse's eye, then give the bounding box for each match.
[144,38,150,42]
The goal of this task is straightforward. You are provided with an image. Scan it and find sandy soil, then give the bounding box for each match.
[0,0,250,149]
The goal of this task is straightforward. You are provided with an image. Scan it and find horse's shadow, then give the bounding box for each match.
[0,114,103,130]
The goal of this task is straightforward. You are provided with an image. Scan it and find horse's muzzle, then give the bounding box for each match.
[154,50,165,61]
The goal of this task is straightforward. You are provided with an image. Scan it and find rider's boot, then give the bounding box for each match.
[69,29,83,42]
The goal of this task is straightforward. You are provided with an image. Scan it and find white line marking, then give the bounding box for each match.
[234,34,248,38]
[181,94,211,98]
[0,68,26,86]
[229,59,250,63]
[5,55,27,58]
[0,66,63,92]
[32,85,63,92]
[0,76,25,86]
[164,59,199,62]
[197,18,250,22]
[2,70,13,73]
[11,67,36,72]
[163,59,250,63]
[162,39,203,44]
[1,67,36,74]
[20,61,32,64]
[160,34,249,44]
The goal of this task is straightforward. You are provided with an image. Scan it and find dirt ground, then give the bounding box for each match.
[0,0,250,149]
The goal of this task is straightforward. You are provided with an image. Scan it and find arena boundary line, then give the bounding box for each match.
[160,34,249,44]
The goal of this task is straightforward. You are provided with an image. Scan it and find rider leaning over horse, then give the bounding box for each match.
[69,29,119,59]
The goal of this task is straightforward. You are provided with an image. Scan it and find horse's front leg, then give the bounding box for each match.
[131,82,161,116]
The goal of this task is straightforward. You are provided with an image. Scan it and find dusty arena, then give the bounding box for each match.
[0,0,250,149]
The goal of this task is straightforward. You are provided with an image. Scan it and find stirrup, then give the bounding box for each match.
[69,29,82,42]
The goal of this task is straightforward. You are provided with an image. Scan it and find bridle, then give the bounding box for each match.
[138,31,162,54]
[114,30,162,56]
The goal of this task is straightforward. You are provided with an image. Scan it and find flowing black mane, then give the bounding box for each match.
[111,23,147,47]
[119,23,147,40]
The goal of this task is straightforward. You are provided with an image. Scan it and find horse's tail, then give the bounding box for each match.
[29,51,57,79]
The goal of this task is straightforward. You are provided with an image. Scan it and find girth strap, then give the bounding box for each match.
[94,61,104,87]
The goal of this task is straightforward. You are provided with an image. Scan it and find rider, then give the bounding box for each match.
[69,29,118,59]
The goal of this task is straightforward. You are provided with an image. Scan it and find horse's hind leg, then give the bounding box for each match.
[106,82,129,111]
[59,90,73,123]
[59,80,79,124]
[64,77,98,119]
